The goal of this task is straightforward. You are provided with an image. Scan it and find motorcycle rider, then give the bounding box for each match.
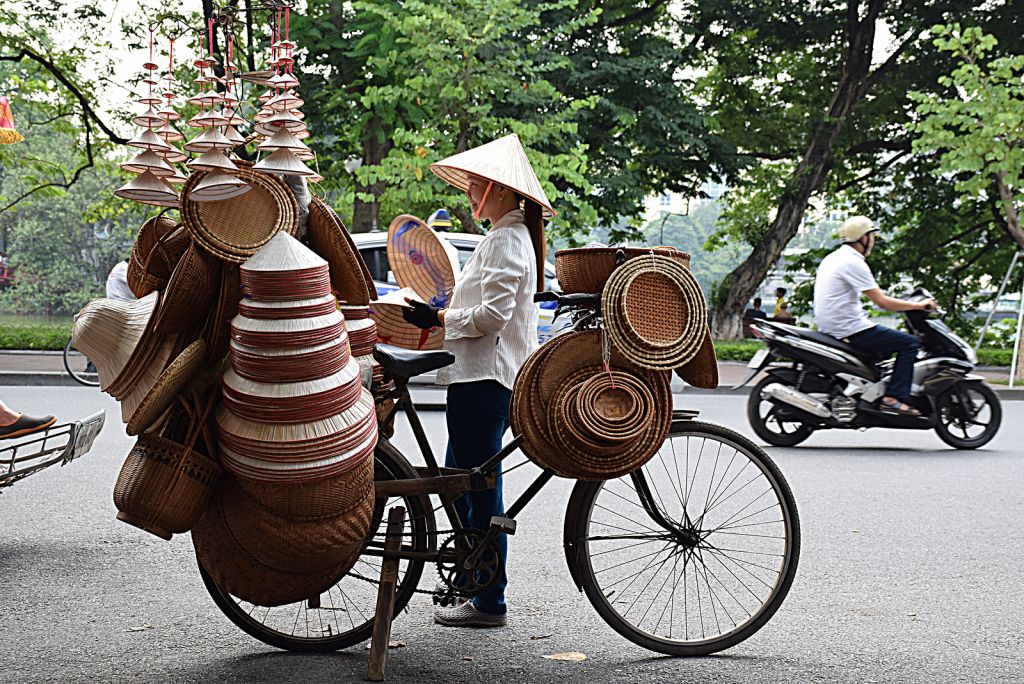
[813,216,936,416]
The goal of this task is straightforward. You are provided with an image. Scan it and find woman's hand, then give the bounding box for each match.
[402,297,442,329]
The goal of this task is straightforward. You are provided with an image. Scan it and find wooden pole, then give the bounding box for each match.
[367,505,405,681]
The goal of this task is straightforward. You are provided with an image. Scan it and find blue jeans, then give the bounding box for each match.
[845,324,920,401]
[445,380,511,615]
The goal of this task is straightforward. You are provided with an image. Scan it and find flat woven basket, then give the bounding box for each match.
[236,451,374,520]
[127,217,190,298]
[602,254,707,369]
[306,197,374,306]
[192,487,356,607]
[555,246,691,294]
[182,163,299,263]
[152,242,222,334]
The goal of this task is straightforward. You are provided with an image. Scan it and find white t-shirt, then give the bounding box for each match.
[813,245,878,339]
[105,261,134,302]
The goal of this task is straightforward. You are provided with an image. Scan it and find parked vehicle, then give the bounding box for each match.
[739,288,1001,449]
[351,231,570,343]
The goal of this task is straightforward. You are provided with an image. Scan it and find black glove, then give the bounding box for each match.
[402,299,442,329]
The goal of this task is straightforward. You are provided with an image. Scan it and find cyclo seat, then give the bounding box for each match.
[373,344,455,382]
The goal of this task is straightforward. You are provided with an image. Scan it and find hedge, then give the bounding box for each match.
[0,322,1017,367]
[0,323,72,351]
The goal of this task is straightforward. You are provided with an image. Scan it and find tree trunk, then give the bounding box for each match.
[712,0,883,339]
[992,172,1024,381]
[450,204,483,235]
[350,116,392,233]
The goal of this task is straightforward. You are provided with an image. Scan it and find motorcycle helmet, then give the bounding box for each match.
[838,215,878,243]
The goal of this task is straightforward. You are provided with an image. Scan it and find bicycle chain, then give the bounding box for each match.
[340,529,460,598]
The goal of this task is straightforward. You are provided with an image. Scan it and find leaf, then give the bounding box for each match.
[543,652,587,662]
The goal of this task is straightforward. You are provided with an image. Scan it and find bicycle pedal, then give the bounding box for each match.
[489,515,516,535]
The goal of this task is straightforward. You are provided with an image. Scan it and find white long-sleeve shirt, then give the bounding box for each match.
[437,209,539,390]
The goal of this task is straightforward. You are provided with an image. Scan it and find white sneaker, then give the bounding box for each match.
[433,600,507,628]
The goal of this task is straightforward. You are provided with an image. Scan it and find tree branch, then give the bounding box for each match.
[0,47,126,144]
[0,107,96,214]
[937,219,990,250]
[833,149,910,192]
[606,0,669,29]
[864,32,917,91]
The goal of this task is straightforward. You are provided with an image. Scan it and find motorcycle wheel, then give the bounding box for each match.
[747,376,813,447]
[933,382,1001,450]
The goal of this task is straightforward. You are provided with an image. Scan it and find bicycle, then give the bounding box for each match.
[198,293,801,657]
[63,337,99,387]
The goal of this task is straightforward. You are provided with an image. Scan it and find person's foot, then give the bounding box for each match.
[433,600,507,628]
[0,413,57,440]
[878,397,921,417]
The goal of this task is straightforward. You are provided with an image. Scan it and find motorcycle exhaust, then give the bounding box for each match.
[760,383,831,418]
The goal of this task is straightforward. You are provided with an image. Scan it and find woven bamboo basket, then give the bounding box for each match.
[152,242,222,334]
[235,452,374,520]
[112,399,221,540]
[554,246,691,294]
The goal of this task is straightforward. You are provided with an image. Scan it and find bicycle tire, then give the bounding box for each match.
[63,338,100,387]
[569,420,800,656]
[198,438,434,651]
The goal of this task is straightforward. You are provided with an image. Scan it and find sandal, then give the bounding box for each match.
[0,413,57,440]
[878,398,921,417]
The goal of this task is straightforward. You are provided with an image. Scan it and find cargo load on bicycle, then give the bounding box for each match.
[70,6,800,674]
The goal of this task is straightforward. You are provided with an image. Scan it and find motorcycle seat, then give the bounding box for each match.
[768,322,884,363]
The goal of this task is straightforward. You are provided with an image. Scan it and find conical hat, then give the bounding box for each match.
[386,214,460,307]
[189,172,251,202]
[430,133,556,216]
[243,231,327,272]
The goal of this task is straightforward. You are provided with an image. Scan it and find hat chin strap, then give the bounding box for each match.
[472,181,493,221]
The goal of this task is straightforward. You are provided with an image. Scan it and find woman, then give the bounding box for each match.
[403,134,553,627]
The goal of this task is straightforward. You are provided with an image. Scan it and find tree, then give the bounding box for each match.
[910,24,1024,376]
[697,0,1022,339]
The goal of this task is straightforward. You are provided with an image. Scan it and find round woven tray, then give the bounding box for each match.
[126,339,208,436]
[511,330,672,480]
[307,197,374,306]
[554,246,691,294]
[602,254,707,369]
[182,164,299,263]
[192,483,360,607]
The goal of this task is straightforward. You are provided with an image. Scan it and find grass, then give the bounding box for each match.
[0,323,71,351]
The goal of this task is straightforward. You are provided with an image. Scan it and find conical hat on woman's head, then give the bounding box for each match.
[429,134,556,217]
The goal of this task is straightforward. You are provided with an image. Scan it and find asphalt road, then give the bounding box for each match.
[2,386,1022,683]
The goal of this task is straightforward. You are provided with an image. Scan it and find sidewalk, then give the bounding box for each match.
[1,350,1019,399]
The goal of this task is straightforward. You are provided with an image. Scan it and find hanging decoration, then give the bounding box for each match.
[0,96,25,145]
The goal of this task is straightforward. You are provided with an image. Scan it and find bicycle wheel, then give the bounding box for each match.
[198,438,434,651]
[569,420,800,656]
[63,338,99,387]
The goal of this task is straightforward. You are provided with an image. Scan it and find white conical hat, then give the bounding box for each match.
[113,171,180,205]
[127,128,174,153]
[184,127,235,152]
[187,149,240,174]
[189,172,251,201]
[243,231,327,272]
[257,128,314,159]
[430,133,555,216]
[253,148,315,177]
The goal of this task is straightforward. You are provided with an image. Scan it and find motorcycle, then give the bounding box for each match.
[737,289,1001,449]
[0,411,105,490]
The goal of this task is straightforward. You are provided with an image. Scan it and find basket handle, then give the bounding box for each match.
[146,225,184,275]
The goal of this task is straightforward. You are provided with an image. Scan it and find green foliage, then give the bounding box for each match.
[713,339,764,362]
[909,24,1024,235]
[977,347,1013,367]
[0,322,70,350]
[641,201,749,302]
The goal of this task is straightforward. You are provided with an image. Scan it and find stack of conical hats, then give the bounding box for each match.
[184,28,250,202]
[196,232,376,606]
[253,16,319,181]
[115,31,181,207]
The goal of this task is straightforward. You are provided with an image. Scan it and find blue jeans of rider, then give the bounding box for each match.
[444,380,511,616]
[845,324,920,402]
